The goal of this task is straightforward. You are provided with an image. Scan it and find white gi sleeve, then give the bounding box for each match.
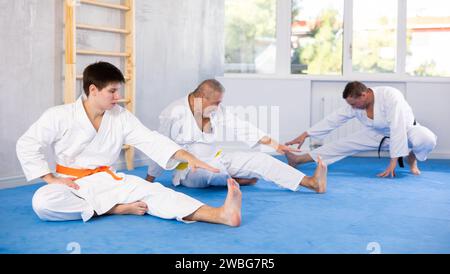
[307,105,356,139]
[16,108,61,181]
[386,94,410,159]
[123,110,182,171]
[146,111,179,177]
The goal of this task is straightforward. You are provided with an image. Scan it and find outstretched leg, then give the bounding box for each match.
[183,178,242,227]
[223,151,319,192]
[298,156,327,193]
[306,130,386,166]
[124,176,242,227]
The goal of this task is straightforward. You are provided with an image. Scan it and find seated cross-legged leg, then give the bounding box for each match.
[32,184,88,221]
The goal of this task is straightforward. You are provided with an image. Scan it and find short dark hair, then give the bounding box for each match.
[193,79,225,95]
[342,81,368,99]
[83,62,125,96]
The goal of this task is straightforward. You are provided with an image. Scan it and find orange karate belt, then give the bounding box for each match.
[56,164,123,181]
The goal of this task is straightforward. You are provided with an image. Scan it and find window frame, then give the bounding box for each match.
[224,0,450,82]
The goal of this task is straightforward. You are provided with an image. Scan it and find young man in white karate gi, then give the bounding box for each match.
[145,79,327,193]
[285,81,437,178]
[16,62,242,227]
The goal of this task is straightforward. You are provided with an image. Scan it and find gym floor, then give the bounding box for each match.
[1,156,449,254]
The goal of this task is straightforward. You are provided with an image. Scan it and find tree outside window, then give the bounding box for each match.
[225,0,277,74]
[291,0,344,75]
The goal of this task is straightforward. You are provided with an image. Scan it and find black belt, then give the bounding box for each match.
[377,120,416,168]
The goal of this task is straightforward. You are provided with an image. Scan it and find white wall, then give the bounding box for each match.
[406,82,450,157]
[216,77,311,152]
[0,0,63,187]
[135,0,224,129]
[132,0,224,165]
[218,77,311,141]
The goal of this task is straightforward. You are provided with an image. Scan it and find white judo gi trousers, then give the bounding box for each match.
[32,174,204,222]
[180,151,305,191]
[309,124,437,165]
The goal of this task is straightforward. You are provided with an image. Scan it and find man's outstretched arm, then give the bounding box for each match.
[285,131,310,149]
[286,105,356,149]
[172,149,220,174]
[258,136,301,154]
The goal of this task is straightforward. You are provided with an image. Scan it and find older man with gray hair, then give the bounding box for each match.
[146,79,327,193]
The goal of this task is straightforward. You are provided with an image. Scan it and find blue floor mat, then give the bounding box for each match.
[1,156,449,254]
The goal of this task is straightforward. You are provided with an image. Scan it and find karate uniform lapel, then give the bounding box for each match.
[73,97,114,165]
[372,89,388,130]
[185,95,206,142]
[183,96,219,159]
[56,97,99,166]
[75,97,98,137]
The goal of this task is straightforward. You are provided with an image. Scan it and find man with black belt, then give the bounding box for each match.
[285,81,437,178]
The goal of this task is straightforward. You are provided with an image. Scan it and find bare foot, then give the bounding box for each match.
[234,177,258,186]
[219,178,242,227]
[300,156,327,193]
[285,151,299,167]
[407,153,421,175]
[108,201,148,216]
[315,156,328,193]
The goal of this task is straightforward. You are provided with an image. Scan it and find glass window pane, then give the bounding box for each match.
[406,0,450,77]
[353,0,397,73]
[225,0,277,74]
[291,0,344,75]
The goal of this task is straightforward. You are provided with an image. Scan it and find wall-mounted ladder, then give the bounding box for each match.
[64,0,136,170]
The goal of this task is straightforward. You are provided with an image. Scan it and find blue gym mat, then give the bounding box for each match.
[1,156,449,254]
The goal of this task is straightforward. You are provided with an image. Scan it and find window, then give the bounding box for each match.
[224,0,277,74]
[224,0,450,78]
[291,0,344,75]
[406,0,450,77]
[352,0,398,73]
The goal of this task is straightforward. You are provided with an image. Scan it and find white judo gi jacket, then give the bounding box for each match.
[308,86,419,159]
[147,95,268,186]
